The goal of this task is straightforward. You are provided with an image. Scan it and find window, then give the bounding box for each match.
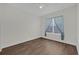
[45,16,64,40]
[45,16,64,33]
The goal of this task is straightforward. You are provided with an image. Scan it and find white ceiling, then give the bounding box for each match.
[7,3,76,16]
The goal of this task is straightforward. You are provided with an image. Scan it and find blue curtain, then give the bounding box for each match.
[45,18,53,32]
[54,16,64,33]
[54,16,64,40]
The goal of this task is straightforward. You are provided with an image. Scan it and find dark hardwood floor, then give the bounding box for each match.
[0,38,78,55]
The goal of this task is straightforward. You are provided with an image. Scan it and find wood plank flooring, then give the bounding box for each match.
[0,38,78,55]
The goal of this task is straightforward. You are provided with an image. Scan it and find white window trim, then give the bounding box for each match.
[52,18,55,33]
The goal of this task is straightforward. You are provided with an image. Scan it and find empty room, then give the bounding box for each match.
[0,3,79,55]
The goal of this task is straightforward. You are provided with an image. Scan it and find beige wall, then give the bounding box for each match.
[77,4,79,54]
[40,5,77,45]
[0,4,5,50]
[0,4,41,48]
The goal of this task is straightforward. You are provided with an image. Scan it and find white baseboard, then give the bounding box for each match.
[1,36,41,49]
[42,36,76,46]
